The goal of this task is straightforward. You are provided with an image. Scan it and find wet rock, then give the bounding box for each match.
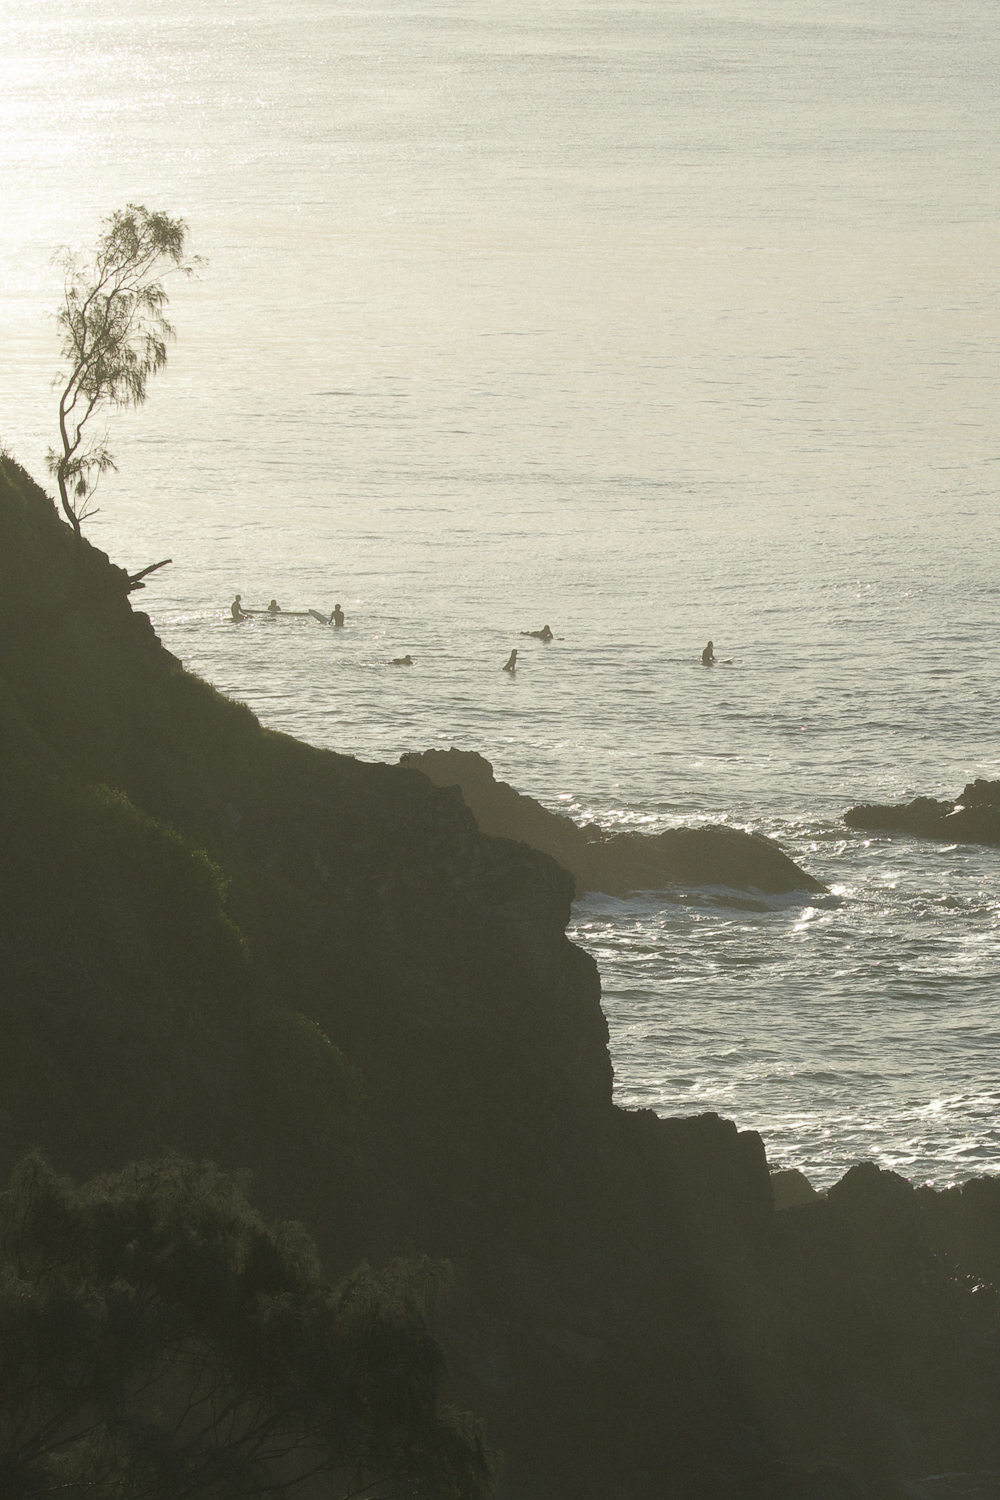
[844,781,1000,846]
[402,747,827,898]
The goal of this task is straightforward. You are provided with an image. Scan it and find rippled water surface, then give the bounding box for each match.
[3,0,999,1187]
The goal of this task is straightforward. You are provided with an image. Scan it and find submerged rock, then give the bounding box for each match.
[401,747,827,897]
[844,780,1000,846]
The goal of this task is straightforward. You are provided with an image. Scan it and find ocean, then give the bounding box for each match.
[3,0,998,1187]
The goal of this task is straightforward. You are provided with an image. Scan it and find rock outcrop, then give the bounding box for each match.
[844,781,1000,846]
[771,1166,822,1209]
[916,1175,1000,1288]
[401,747,827,898]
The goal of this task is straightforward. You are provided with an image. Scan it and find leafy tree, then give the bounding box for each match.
[48,205,197,535]
[0,1154,496,1499]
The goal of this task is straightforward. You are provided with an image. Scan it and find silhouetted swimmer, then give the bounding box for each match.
[267,599,281,615]
[520,624,554,641]
[391,655,413,666]
[702,640,716,666]
[231,594,246,622]
[330,604,345,627]
[503,649,517,673]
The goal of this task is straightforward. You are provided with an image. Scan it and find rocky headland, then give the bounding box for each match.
[3,450,1000,1499]
[401,746,826,900]
[845,781,1000,846]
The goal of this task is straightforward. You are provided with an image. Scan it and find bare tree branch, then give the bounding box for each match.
[126,558,172,591]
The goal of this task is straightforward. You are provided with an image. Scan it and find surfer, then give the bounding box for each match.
[520,625,554,641]
[503,649,517,673]
[231,594,246,622]
[391,654,414,666]
[267,599,281,615]
[702,640,715,666]
[330,604,345,627]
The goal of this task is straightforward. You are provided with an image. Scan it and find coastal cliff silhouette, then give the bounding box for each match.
[3,451,1000,1499]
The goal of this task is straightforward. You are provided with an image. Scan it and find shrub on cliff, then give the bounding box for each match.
[0,1153,496,1499]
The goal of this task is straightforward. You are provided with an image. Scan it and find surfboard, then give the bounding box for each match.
[308,609,330,623]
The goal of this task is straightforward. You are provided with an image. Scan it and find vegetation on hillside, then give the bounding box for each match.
[0,1153,495,1498]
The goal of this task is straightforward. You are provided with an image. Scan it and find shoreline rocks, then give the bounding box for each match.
[771,1166,822,1209]
[401,746,827,898]
[844,780,1000,846]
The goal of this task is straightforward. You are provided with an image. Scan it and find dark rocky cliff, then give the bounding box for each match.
[402,747,827,898]
[3,452,1000,1499]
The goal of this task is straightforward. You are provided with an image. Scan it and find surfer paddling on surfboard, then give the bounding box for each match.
[232,600,320,618]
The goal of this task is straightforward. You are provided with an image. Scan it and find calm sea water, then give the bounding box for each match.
[3,0,999,1187]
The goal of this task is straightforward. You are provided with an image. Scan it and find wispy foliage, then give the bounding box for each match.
[0,1155,497,1499]
[47,205,198,533]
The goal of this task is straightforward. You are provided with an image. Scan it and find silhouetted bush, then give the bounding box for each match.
[0,1153,496,1499]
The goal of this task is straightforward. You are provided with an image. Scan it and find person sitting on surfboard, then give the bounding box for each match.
[267,599,281,614]
[702,640,715,666]
[231,594,245,622]
[330,604,345,627]
[503,649,517,673]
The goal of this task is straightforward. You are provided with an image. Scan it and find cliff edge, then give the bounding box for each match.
[402,747,826,898]
[3,453,1000,1500]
